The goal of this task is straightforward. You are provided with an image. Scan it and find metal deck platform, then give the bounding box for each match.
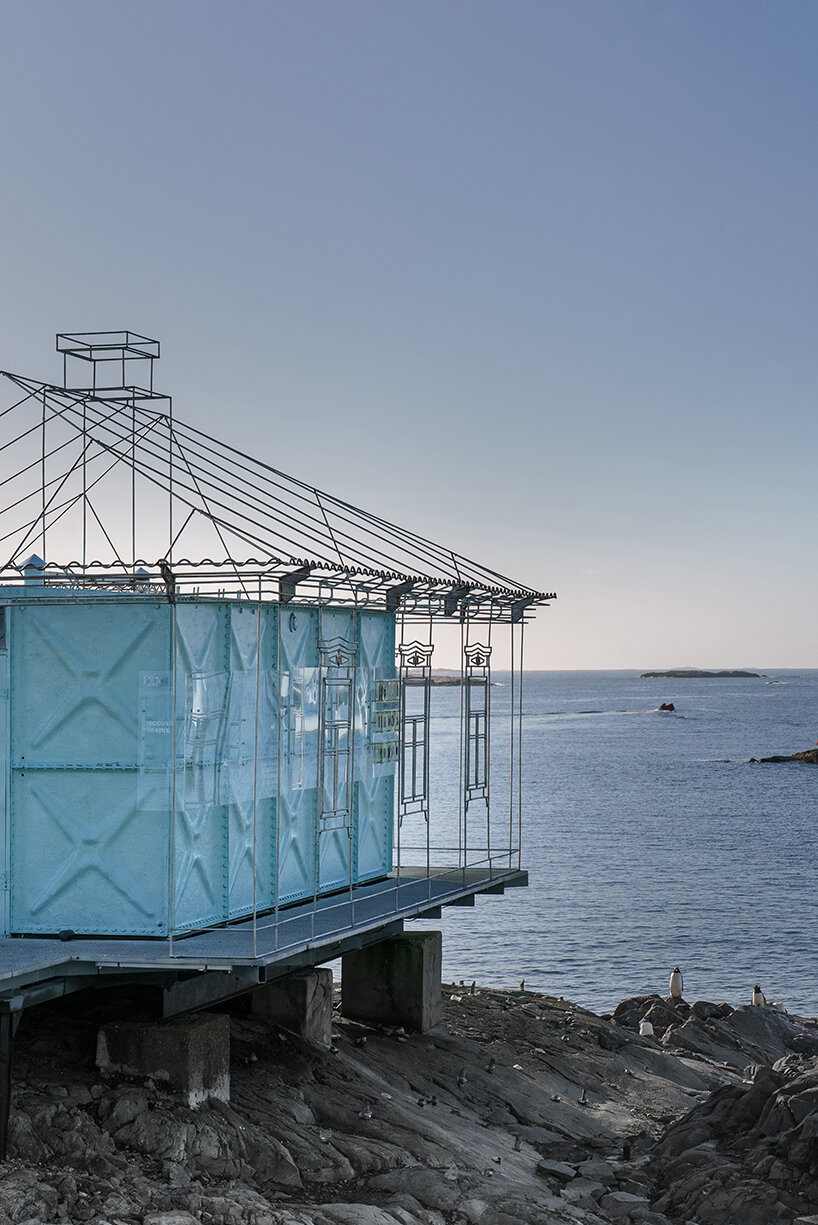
[0,866,527,1016]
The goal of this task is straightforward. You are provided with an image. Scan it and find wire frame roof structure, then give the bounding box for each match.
[0,333,555,620]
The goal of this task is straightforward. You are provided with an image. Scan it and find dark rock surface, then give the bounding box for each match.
[2,985,818,1223]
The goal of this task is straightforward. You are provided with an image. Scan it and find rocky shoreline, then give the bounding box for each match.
[3,983,818,1225]
[751,749,818,765]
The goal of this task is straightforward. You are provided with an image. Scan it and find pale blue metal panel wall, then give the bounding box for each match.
[172,602,228,931]
[0,645,9,937]
[276,606,396,904]
[317,608,355,895]
[170,601,279,932]
[355,613,396,884]
[277,606,319,904]
[9,600,171,935]
[224,602,277,922]
[2,596,394,937]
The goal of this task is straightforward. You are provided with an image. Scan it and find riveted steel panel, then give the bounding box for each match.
[0,649,8,937]
[277,663,318,904]
[225,603,277,920]
[316,608,355,893]
[11,602,169,767]
[11,769,167,934]
[354,614,396,884]
[171,604,227,930]
[354,775,394,883]
[5,596,395,938]
[276,606,320,903]
[9,602,170,935]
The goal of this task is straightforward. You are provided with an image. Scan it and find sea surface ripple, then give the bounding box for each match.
[414,669,818,1015]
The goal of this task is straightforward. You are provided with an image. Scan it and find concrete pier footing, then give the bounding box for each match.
[96,1013,230,1107]
[341,930,442,1032]
[251,968,333,1048]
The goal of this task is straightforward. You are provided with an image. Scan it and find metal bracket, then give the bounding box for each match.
[511,597,535,623]
[443,585,472,617]
[159,560,176,604]
[385,581,415,612]
[279,565,313,604]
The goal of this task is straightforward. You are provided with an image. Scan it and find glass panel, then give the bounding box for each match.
[280,668,318,793]
[319,675,353,826]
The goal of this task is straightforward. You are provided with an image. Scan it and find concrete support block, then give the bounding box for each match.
[341,930,442,1032]
[250,968,333,1048]
[96,1013,230,1107]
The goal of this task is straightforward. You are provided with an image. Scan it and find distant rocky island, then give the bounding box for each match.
[425,673,503,687]
[641,669,762,679]
[751,748,818,764]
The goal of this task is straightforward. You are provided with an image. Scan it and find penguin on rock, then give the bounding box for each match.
[752,984,766,1006]
[669,966,684,1000]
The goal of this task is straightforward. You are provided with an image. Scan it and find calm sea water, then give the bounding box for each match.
[414,670,818,1016]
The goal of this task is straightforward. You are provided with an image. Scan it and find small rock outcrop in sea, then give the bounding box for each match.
[641,669,762,679]
[3,984,818,1224]
[750,749,818,764]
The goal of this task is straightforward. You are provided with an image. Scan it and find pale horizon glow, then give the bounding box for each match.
[1,1,816,670]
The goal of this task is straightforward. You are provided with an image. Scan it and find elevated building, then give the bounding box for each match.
[0,333,554,1142]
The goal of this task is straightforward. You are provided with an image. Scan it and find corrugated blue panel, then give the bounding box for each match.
[5,596,395,937]
[11,601,168,767]
[0,650,9,937]
[10,602,171,935]
[355,614,396,883]
[11,771,167,934]
[277,606,319,904]
[355,776,394,883]
[225,603,277,921]
[173,604,227,931]
[317,608,354,894]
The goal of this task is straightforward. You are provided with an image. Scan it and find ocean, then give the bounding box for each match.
[413,669,818,1016]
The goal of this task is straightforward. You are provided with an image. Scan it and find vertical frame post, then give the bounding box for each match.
[463,637,492,873]
[0,1004,13,1162]
[40,390,46,560]
[251,586,262,958]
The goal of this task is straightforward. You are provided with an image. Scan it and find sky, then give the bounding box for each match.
[1,0,817,669]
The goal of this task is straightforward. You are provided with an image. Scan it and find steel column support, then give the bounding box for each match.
[0,1004,13,1161]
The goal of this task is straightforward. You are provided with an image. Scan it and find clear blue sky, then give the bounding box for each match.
[2,1,816,668]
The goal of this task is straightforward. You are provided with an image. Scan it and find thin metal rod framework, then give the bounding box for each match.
[0,351,554,620]
[0,334,545,957]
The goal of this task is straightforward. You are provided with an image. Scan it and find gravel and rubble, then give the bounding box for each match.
[2,982,818,1224]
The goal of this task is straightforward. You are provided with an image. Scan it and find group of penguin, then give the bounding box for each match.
[668,965,766,1005]
[637,966,770,1037]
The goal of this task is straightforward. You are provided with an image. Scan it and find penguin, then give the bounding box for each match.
[519,978,525,991]
[639,1019,654,1037]
[669,966,684,999]
[752,984,766,1006]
